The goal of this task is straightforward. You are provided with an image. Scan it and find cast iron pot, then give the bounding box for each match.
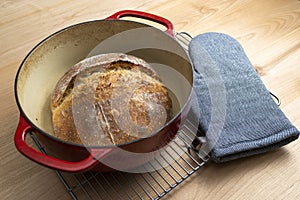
[14,10,194,173]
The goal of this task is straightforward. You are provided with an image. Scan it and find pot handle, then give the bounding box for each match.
[106,10,175,37]
[14,115,113,173]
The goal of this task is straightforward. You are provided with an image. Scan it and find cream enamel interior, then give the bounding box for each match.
[16,20,193,137]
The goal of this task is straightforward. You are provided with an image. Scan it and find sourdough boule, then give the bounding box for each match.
[50,53,172,146]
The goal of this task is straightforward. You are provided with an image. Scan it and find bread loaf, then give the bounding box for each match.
[50,53,172,146]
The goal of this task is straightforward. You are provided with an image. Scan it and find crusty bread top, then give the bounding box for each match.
[50,53,161,110]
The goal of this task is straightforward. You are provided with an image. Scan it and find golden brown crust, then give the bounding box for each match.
[50,53,172,146]
[50,53,161,110]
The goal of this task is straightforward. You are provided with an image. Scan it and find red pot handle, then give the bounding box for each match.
[106,10,175,37]
[14,115,113,173]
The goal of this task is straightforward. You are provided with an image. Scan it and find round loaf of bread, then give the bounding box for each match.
[50,53,172,146]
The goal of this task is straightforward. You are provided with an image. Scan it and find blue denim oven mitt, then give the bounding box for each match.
[188,32,299,163]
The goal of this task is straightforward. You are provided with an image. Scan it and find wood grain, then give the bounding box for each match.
[1,0,300,199]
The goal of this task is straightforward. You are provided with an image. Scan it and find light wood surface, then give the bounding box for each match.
[1,0,300,199]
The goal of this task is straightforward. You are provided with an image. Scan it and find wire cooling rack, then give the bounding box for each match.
[28,32,209,200]
[30,118,209,200]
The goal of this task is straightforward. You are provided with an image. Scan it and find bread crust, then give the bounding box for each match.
[50,53,172,146]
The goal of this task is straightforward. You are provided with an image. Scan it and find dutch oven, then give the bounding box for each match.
[14,10,194,173]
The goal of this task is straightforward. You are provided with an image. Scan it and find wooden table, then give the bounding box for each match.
[1,0,300,199]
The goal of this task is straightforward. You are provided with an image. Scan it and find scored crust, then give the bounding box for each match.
[50,53,172,146]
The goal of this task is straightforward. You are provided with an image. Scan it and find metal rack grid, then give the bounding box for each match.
[30,118,209,200]
[28,32,209,200]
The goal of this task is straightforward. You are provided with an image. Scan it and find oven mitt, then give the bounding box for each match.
[188,32,299,163]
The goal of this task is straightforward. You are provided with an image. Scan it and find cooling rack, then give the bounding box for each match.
[30,118,209,200]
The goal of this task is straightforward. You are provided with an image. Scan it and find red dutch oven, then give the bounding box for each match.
[14,10,194,173]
